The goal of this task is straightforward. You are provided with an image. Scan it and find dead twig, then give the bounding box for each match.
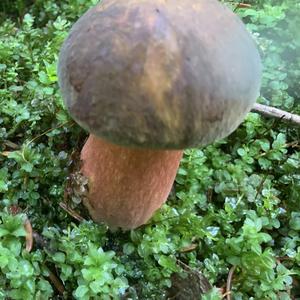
[276,256,294,263]
[26,120,74,146]
[59,202,85,222]
[285,140,300,149]
[234,2,252,12]
[0,151,10,157]
[225,265,236,300]
[24,219,33,252]
[255,174,268,200]
[3,140,19,150]
[237,3,251,8]
[5,209,65,296]
[252,103,300,126]
[30,232,65,295]
[1,121,74,157]
[168,259,212,298]
[7,206,33,252]
[48,268,65,295]
[179,244,197,253]
[222,291,232,298]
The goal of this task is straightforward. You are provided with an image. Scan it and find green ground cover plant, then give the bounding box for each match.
[0,0,299,299]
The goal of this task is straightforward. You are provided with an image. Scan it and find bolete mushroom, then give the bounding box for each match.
[58,0,261,230]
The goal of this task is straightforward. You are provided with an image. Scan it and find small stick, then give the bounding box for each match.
[180,244,197,253]
[59,202,85,222]
[255,174,268,200]
[234,2,251,12]
[3,140,19,150]
[48,269,65,295]
[26,120,74,147]
[252,103,300,126]
[31,232,65,295]
[226,265,236,300]
[236,3,251,9]
[222,291,232,298]
[24,219,33,252]
[7,206,33,252]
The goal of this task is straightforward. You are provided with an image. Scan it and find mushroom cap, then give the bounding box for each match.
[58,0,262,149]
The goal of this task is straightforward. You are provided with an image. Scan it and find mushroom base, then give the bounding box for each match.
[80,135,183,230]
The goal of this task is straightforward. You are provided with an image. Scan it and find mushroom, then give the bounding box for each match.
[58,0,261,230]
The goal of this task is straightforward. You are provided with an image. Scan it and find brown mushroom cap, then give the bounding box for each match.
[58,0,261,149]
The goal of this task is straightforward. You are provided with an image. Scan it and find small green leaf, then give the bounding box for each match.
[74,285,89,298]
[11,226,26,237]
[21,162,34,173]
[289,212,300,231]
[123,243,135,255]
[237,148,246,156]
[158,255,178,272]
[9,85,24,92]
[0,168,8,192]
[53,252,66,263]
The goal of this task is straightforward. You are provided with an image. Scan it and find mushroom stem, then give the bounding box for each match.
[80,135,183,230]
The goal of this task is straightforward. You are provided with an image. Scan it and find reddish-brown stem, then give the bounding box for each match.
[80,135,183,229]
